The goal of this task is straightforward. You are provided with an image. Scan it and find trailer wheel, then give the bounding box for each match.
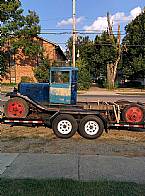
[4,97,29,118]
[52,114,78,138]
[79,115,104,139]
[122,104,144,123]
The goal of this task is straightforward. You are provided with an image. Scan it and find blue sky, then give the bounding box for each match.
[21,0,145,50]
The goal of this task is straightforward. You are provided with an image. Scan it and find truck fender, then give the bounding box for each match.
[6,93,51,112]
[43,112,60,128]
[96,114,108,133]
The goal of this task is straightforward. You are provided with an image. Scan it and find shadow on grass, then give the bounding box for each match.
[0,178,145,196]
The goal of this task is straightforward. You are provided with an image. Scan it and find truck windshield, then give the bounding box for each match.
[51,71,70,84]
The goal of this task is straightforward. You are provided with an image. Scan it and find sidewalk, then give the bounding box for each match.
[0,153,145,183]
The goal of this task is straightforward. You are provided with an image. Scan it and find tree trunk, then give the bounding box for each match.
[107,63,115,89]
[106,13,121,89]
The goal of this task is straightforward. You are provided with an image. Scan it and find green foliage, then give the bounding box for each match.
[66,12,145,88]
[0,0,41,76]
[66,36,96,72]
[94,32,117,78]
[21,76,34,83]
[76,59,91,90]
[66,36,92,90]
[1,83,16,87]
[0,51,10,77]
[122,10,145,78]
[34,58,50,82]
[66,33,119,84]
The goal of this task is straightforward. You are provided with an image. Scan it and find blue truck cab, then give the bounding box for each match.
[18,66,78,105]
[49,67,78,104]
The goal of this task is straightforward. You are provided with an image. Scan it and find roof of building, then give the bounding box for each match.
[37,36,66,60]
[37,36,59,47]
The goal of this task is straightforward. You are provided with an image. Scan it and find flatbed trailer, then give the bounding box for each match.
[1,67,144,139]
[1,92,145,139]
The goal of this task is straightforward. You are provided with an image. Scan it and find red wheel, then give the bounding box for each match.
[122,104,144,123]
[4,97,29,118]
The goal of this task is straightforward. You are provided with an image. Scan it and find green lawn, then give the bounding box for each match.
[0,178,145,196]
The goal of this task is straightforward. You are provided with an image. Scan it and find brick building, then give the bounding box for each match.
[2,36,66,83]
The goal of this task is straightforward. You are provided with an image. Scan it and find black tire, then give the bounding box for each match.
[122,103,145,123]
[79,115,104,139]
[4,97,29,118]
[52,114,78,139]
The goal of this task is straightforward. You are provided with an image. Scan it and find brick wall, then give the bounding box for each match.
[2,37,66,83]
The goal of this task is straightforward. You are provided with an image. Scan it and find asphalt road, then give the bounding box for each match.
[78,94,145,103]
[1,93,145,104]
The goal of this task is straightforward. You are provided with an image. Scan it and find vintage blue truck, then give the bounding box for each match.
[1,67,145,139]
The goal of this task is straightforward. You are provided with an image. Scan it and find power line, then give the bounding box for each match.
[39,18,135,22]
[5,31,144,37]
[40,31,145,36]
[36,38,145,47]
[3,34,145,47]
[41,28,126,33]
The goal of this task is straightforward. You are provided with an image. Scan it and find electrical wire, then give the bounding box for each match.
[40,31,144,36]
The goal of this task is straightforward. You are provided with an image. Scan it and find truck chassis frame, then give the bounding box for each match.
[1,92,145,139]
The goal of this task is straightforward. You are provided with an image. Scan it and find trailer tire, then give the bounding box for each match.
[52,114,78,138]
[122,104,145,123]
[4,97,29,118]
[79,115,104,139]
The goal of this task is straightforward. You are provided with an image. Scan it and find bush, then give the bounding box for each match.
[96,77,107,88]
[1,83,16,87]
[21,76,34,83]
[118,80,143,88]
[34,58,50,83]
[77,59,92,90]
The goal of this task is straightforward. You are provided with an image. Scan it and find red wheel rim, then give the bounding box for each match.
[7,101,26,118]
[125,106,143,122]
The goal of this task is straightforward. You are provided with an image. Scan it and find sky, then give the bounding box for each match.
[21,0,145,50]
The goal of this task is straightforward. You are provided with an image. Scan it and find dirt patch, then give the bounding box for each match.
[0,124,145,156]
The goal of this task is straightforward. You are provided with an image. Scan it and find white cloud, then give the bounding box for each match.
[84,6,142,32]
[57,16,85,26]
[84,16,108,31]
[130,7,142,18]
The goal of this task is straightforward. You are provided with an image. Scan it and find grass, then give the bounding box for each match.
[0,178,145,196]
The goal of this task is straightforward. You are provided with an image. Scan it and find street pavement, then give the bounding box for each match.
[78,87,145,102]
[0,153,145,183]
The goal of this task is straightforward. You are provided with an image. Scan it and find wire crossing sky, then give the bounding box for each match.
[21,0,145,50]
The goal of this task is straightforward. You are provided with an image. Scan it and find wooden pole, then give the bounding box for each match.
[72,0,76,67]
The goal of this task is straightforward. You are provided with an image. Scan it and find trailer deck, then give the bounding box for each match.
[1,66,144,139]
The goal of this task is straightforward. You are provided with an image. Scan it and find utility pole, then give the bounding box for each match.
[72,0,76,67]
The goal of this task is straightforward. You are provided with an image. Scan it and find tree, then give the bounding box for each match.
[106,12,121,89]
[66,36,93,89]
[76,58,91,90]
[0,0,41,77]
[122,9,145,79]
[66,36,95,70]
[94,32,116,81]
[90,13,121,89]
[34,58,50,83]
[66,26,121,89]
